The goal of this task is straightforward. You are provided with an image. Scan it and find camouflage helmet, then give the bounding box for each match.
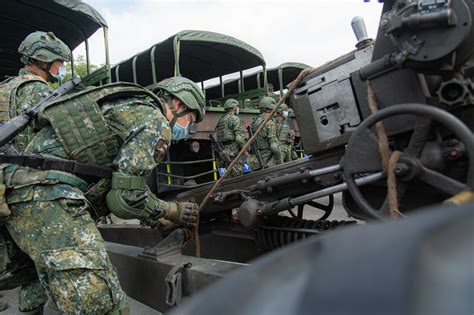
[223,98,239,110]
[18,31,71,64]
[155,76,206,122]
[278,103,289,113]
[258,96,276,111]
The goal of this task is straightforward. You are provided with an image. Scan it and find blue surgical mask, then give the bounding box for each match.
[282,111,289,118]
[172,124,189,141]
[54,66,67,82]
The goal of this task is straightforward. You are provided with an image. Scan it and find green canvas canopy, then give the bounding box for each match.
[109,30,266,88]
[0,0,107,78]
[205,62,309,101]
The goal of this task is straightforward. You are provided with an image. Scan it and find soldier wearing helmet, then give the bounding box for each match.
[0,77,205,314]
[248,97,283,169]
[0,31,71,314]
[214,98,246,177]
[276,104,297,163]
[154,76,205,141]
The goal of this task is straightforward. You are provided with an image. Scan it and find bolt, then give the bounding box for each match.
[314,177,322,184]
[257,209,263,215]
[334,173,341,180]
[380,18,390,28]
[394,163,409,176]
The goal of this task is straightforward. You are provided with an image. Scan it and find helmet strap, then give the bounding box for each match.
[32,59,56,82]
[166,97,191,128]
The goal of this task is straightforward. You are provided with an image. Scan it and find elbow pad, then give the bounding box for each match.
[106,172,162,223]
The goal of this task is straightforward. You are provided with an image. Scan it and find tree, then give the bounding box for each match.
[65,55,99,80]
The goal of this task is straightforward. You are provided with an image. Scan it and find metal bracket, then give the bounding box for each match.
[165,262,190,306]
[141,228,185,259]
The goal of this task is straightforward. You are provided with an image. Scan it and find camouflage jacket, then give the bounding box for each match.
[0,68,50,152]
[216,113,245,149]
[6,96,172,219]
[276,118,295,146]
[250,113,279,150]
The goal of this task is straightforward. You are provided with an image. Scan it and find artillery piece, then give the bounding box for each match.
[101,0,474,311]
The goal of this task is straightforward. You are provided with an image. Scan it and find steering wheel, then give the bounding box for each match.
[343,104,474,220]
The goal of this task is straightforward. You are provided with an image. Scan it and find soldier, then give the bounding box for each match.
[0,31,71,314]
[0,76,205,314]
[249,97,283,168]
[215,99,246,177]
[276,104,297,163]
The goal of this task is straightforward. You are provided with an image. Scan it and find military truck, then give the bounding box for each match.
[0,0,110,83]
[83,31,309,195]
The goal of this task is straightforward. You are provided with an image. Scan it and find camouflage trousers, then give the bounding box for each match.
[280,144,296,163]
[217,143,244,178]
[247,149,281,171]
[261,149,282,168]
[0,226,47,312]
[4,178,128,314]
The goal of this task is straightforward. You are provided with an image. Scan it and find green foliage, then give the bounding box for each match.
[66,55,99,80]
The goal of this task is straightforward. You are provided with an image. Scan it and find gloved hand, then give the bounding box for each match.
[165,202,199,227]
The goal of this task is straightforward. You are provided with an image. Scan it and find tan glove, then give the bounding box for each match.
[165,202,199,227]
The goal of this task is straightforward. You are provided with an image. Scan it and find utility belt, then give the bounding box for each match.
[0,155,114,181]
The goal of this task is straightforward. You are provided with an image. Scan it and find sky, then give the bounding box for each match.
[77,0,383,83]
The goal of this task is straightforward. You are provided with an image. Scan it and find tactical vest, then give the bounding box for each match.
[278,121,291,142]
[0,74,47,150]
[251,115,270,149]
[216,114,235,142]
[39,82,161,167]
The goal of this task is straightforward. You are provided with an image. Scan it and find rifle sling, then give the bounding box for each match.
[0,155,113,179]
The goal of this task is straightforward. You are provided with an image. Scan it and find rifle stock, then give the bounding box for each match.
[246,125,265,168]
[209,134,232,165]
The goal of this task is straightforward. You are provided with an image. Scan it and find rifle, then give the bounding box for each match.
[0,77,82,147]
[246,125,265,169]
[209,134,231,165]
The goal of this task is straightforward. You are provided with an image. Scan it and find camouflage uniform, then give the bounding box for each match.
[250,113,282,168]
[215,99,245,177]
[2,84,178,314]
[0,68,51,312]
[2,76,204,314]
[276,105,297,163]
[247,97,283,169]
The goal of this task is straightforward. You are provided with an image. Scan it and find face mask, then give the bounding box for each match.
[282,111,289,118]
[235,108,240,115]
[53,66,67,82]
[171,123,189,141]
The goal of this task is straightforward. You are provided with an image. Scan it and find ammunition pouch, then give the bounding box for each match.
[216,115,235,142]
